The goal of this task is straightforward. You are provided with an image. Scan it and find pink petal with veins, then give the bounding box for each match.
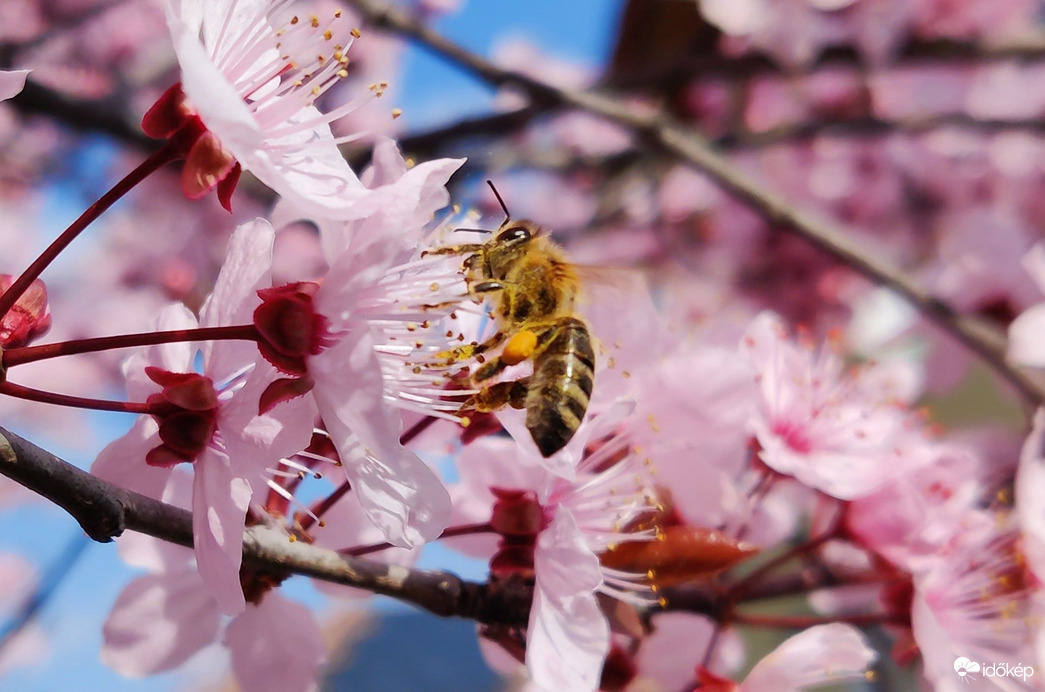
[192,450,252,615]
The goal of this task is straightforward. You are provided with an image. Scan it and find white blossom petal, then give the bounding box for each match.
[528,509,610,692]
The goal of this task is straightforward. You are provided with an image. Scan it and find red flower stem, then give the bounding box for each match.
[400,415,437,445]
[731,611,895,629]
[338,522,494,557]
[297,480,353,533]
[0,381,155,414]
[0,140,181,320]
[728,508,845,598]
[437,521,494,538]
[4,325,259,368]
[733,569,907,604]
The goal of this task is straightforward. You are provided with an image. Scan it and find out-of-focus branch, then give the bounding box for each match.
[0,425,530,627]
[343,103,548,168]
[607,37,1045,91]
[5,81,155,150]
[723,113,1045,148]
[345,0,1045,406]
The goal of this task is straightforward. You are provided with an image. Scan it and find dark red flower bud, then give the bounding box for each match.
[0,275,52,348]
[141,82,242,210]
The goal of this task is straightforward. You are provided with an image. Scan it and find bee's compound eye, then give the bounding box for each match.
[497,226,531,244]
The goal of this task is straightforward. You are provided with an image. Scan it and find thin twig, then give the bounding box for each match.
[0,532,90,656]
[345,0,1045,405]
[0,425,530,627]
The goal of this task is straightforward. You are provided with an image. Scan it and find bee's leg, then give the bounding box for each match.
[472,355,510,383]
[422,244,485,257]
[468,280,506,304]
[468,377,531,412]
[437,330,506,364]
[470,321,572,385]
[471,281,504,294]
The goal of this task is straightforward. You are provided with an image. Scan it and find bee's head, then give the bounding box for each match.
[484,220,538,278]
[492,223,533,246]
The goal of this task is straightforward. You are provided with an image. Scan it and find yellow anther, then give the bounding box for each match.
[351,28,361,38]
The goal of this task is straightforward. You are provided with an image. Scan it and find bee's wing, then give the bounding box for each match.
[572,264,650,308]
[571,264,663,382]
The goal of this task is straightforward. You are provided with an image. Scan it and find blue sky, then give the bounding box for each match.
[399,0,624,128]
[0,1,625,689]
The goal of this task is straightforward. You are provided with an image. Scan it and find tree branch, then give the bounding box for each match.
[0,425,530,627]
[344,0,1045,406]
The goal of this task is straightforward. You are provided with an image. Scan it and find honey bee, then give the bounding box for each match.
[428,191,595,457]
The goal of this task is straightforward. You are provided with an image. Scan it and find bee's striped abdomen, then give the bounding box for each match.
[525,317,595,457]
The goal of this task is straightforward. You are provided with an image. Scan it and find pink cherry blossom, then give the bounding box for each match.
[911,517,1037,691]
[741,312,918,499]
[92,219,314,615]
[255,146,464,548]
[450,411,662,691]
[103,526,325,692]
[158,0,374,213]
[846,443,991,573]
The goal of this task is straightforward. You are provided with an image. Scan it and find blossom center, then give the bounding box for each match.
[489,488,548,578]
[143,367,220,467]
[771,418,814,454]
[254,282,336,376]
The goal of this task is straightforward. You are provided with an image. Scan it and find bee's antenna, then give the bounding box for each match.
[453,227,492,234]
[487,180,511,222]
